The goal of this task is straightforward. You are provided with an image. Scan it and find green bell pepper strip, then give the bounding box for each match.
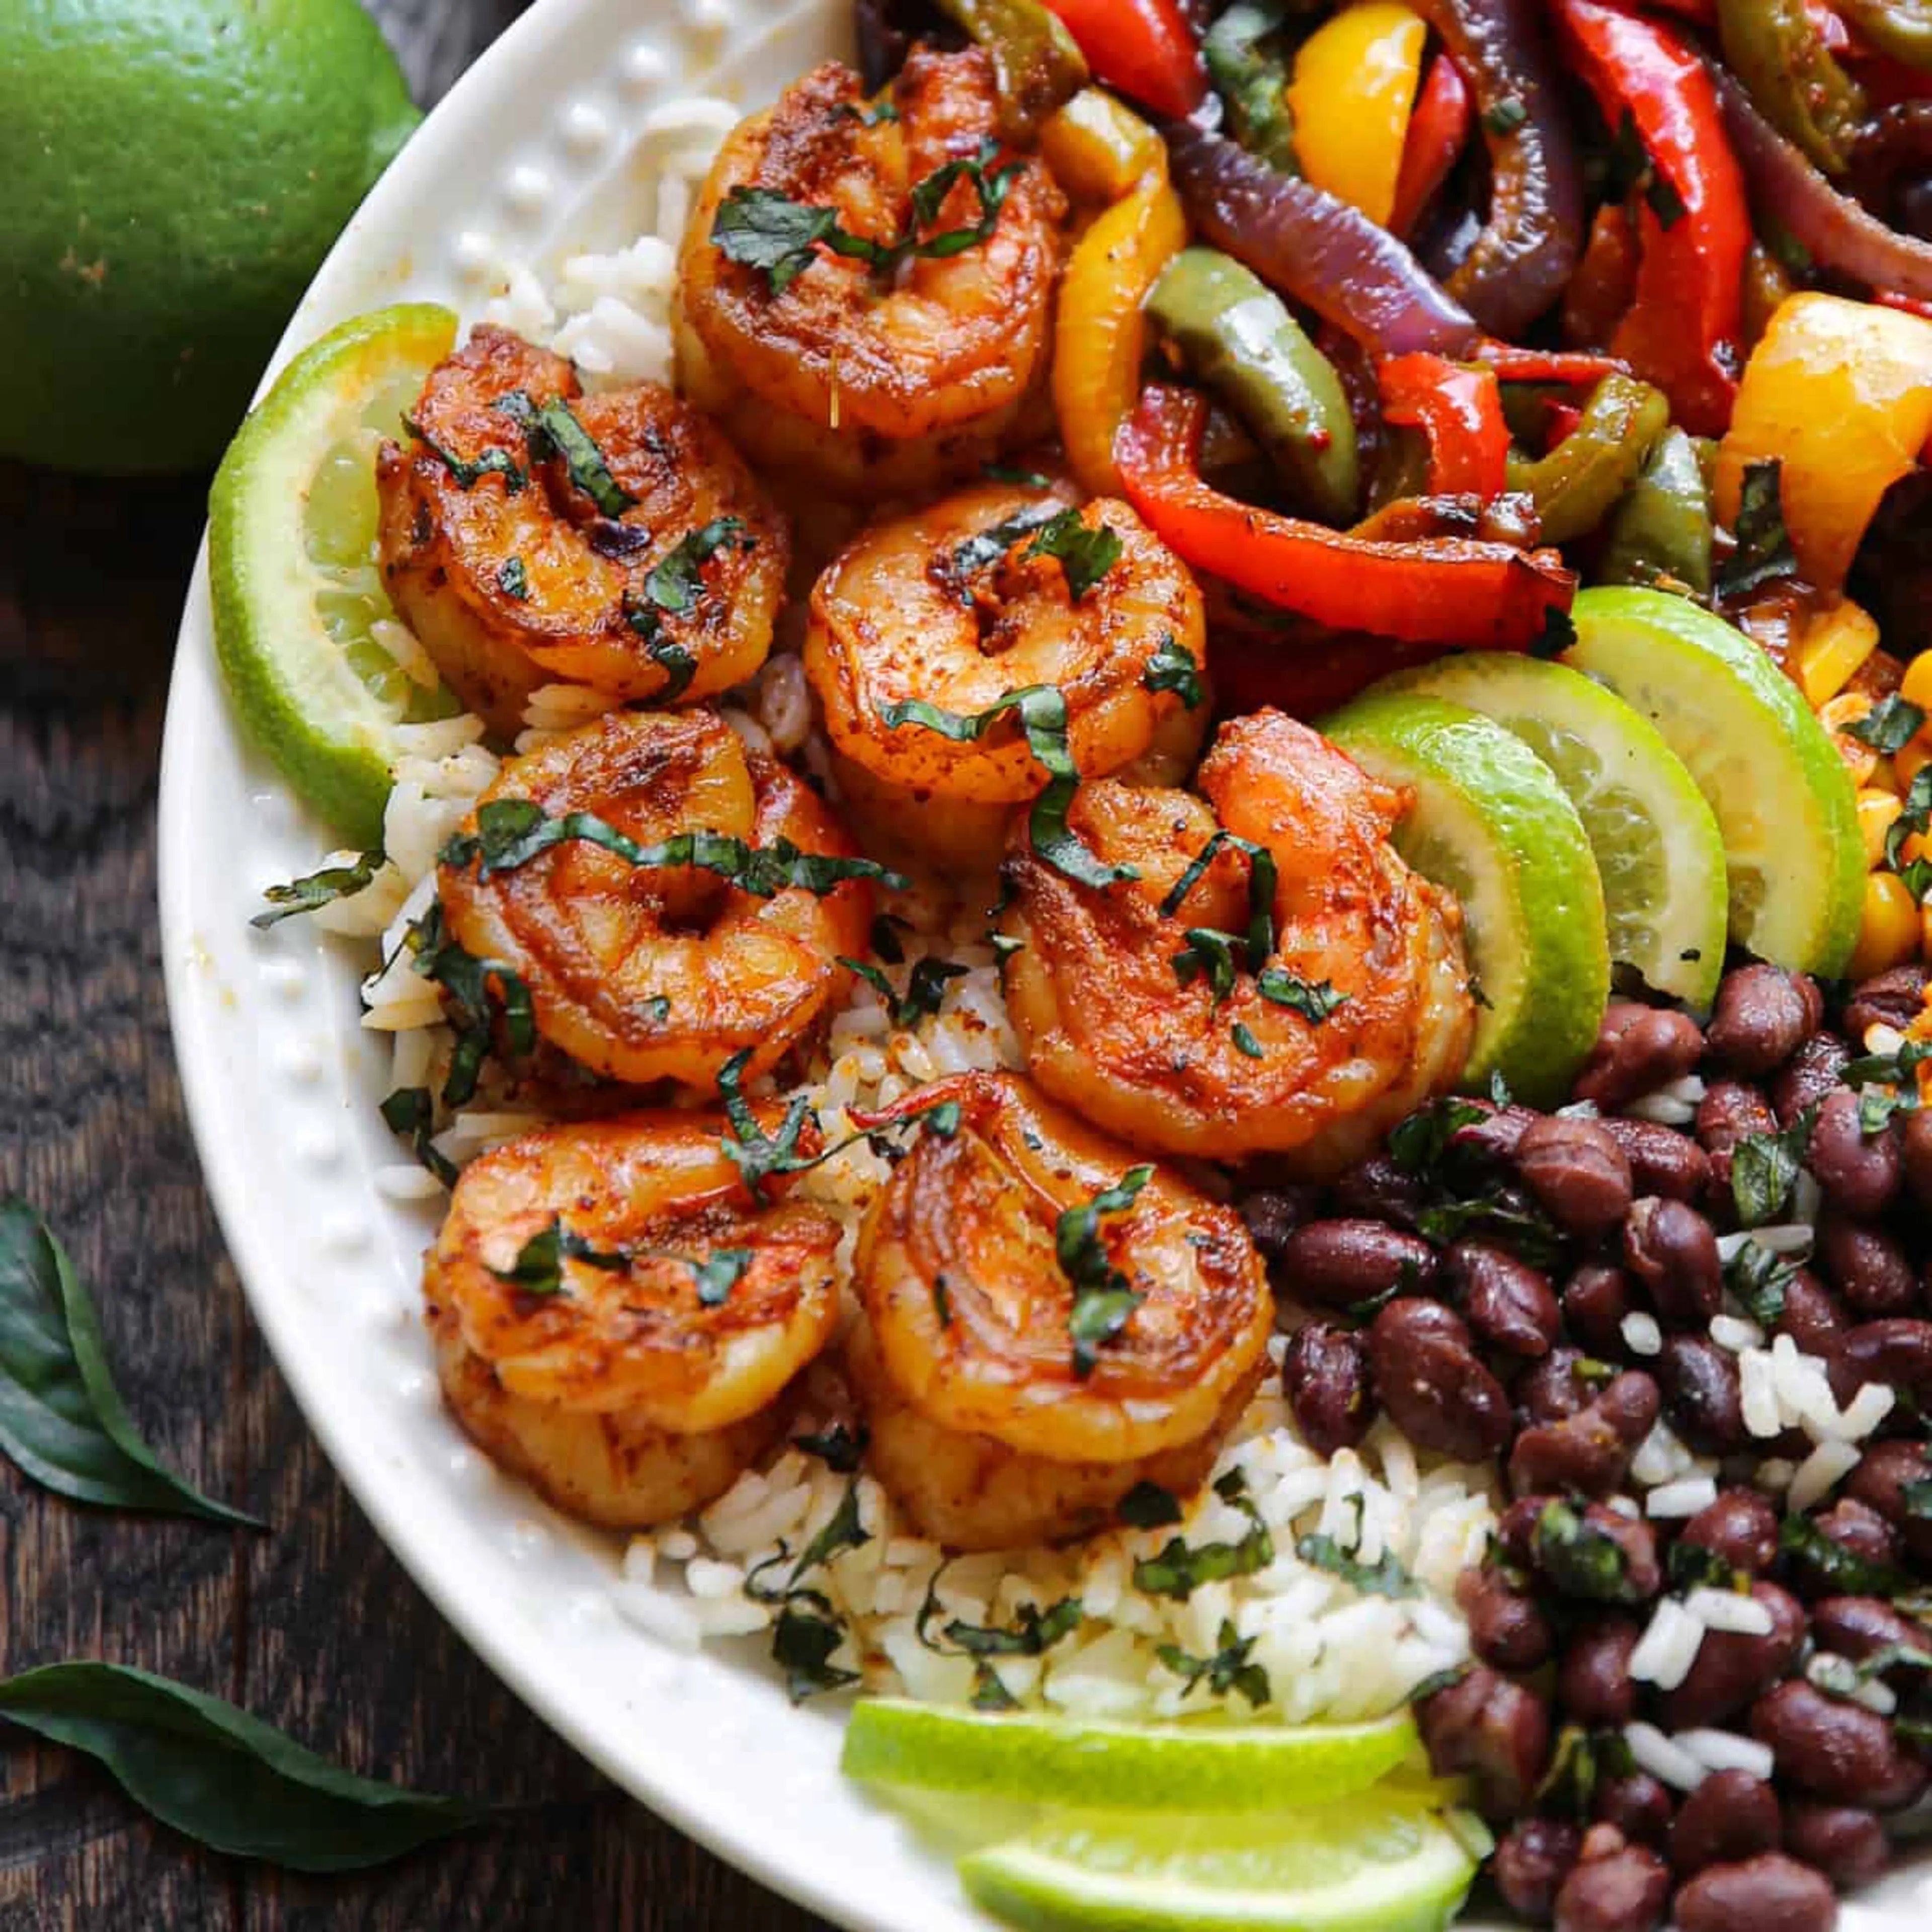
[1840,0,1932,72]
[1202,2,1301,175]
[1716,0,1867,176]
[1504,373,1671,545]
[1597,427,1715,595]
[1144,246,1359,523]
[936,0,1089,139]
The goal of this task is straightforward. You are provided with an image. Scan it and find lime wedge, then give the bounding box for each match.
[210,302,462,848]
[841,1701,1418,1812]
[1321,693,1609,1107]
[1564,588,1864,977]
[959,1797,1477,1932]
[1373,654,1727,1011]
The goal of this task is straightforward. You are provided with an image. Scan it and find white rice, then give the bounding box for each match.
[1674,1729,1776,1780]
[1630,1599,1703,1691]
[1686,1588,1775,1638]
[1645,1476,1717,1519]
[1626,1720,1710,1791]
[1620,1311,1664,1357]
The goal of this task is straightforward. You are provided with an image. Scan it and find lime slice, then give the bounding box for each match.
[1565,588,1864,978]
[210,302,462,848]
[1373,654,1728,1011]
[841,1701,1418,1812]
[1321,693,1609,1108]
[958,1797,1477,1932]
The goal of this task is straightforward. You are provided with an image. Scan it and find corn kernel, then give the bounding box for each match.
[1859,788,1904,868]
[1898,734,1932,793]
[1902,652,1932,713]
[1797,599,1881,707]
[1852,871,1922,979]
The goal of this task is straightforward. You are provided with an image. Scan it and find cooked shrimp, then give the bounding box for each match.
[425,1111,841,1527]
[1001,710,1476,1174]
[437,708,875,1089]
[674,51,1067,502]
[375,325,788,738]
[804,480,1210,870]
[846,1072,1271,1550]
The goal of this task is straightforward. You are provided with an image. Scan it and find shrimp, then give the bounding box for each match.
[1000,710,1476,1174]
[674,51,1067,502]
[425,1111,842,1527]
[437,708,876,1089]
[846,1073,1272,1551]
[375,326,788,739]
[804,481,1210,871]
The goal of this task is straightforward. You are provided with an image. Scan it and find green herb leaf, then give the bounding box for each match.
[0,1203,263,1527]
[1535,1725,1634,1821]
[870,913,911,965]
[1731,1105,1817,1228]
[709,187,881,293]
[1724,1238,1795,1328]
[1057,1166,1154,1377]
[402,416,527,494]
[252,850,385,929]
[793,1422,868,1474]
[1155,1619,1271,1710]
[772,1607,860,1703]
[839,956,897,1007]
[1779,1512,1916,1598]
[1483,97,1527,135]
[941,1597,1083,1660]
[983,463,1051,488]
[1256,970,1346,1023]
[942,501,1066,595]
[1133,1471,1274,1600]
[0,1662,480,1868]
[1900,1478,1932,1522]
[1231,1020,1264,1059]
[899,957,968,1025]
[1159,830,1277,972]
[1295,1531,1421,1599]
[1412,1190,1565,1269]
[497,557,531,601]
[1666,1540,1747,1595]
[1142,633,1205,709]
[496,391,634,518]
[716,1050,822,1202]
[1886,765,1932,904]
[692,1248,753,1307]
[1117,1479,1183,1529]
[1847,694,1926,756]
[489,1218,631,1298]
[1531,604,1577,660]
[403,902,535,1108]
[1387,1096,1490,1178]
[790,1481,872,1586]
[1171,928,1243,1007]
[1021,508,1123,603]
[1718,459,1799,600]
[643,515,749,616]
[379,1087,458,1189]
[970,1665,1019,1710]
[1533,1499,1638,1602]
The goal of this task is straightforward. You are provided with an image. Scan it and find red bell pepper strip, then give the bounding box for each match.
[1472,342,1631,383]
[1543,400,1586,448]
[1552,0,1750,436]
[1390,53,1475,238]
[1039,0,1205,119]
[1378,353,1510,499]
[1114,384,1575,651]
[1878,290,1932,319]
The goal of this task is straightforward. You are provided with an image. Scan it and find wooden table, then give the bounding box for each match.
[0,5,830,1925]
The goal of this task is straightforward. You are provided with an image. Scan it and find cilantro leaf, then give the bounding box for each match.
[691,1248,753,1307]
[1159,829,1277,973]
[1143,633,1205,709]
[1171,928,1243,1007]
[708,186,880,294]
[252,849,385,929]
[1387,1096,1490,1178]
[716,1050,822,1202]
[1117,1480,1183,1530]
[404,901,536,1108]
[1056,1166,1153,1378]
[1133,1470,1274,1600]
[1847,694,1926,756]
[1531,604,1577,659]
[1533,1499,1639,1602]
[495,391,634,518]
[1257,970,1345,1023]
[496,558,530,601]
[379,1087,458,1190]
[402,415,528,494]
[1731,1105,1817,1228]
[489,1217,630,1297]
[1021,508,1122,602]
[790,1481,872,1588]
[793,1422,868,1474]
[1483,98,1527,135]
[1723,1237,1795,1328]
[1718,459,1799,600]
[1295,1531,1421,1599]
[643,515,749,616]
[1155,1619,1271,1710]
[1230,1021,1264,1059]
[772,1606,860,1703]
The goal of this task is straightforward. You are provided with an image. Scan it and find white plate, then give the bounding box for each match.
[157,2,1932,1926]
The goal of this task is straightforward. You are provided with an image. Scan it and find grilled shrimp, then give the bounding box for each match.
[846,1072,1272,1551]
[1001,711,1475,1174]
[804,481,1210,870]
[437,708,875,1089]
[425,1111,841,1527]
[375,326,788,738]
[674,51,1067,502]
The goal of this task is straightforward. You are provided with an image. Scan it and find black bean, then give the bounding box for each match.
[1237,1187,1317,1259]
[1781,1802,1889,1890]
[1657,1336,1748,1455]
[1771,1033,1852,1128]
[1280,1322,1376,1457]
[1751,1679,1930,1808]
[1448,1240,1560,1357]
[1842,962,1930,1042]
[1496,1818,1581,1922]
[1509,1373,1659,1500]
[1623,1197,1722,1327]
[1496,1494,1554,1567]
[1552,1832,1670,1932]
[1697,1082,1779,1180]
[1456,1564,1553,1672]
[1448,1101,1541,1167]
[1830,1317,1932,1411]
[1772,1269,1849,1357]
[1805,1090,1901,1219]
[1517,1116,1635,1238]
[1517,1348,1598,1427]
[1659,1582,1805,1729]
[1592,1772,1674,1850]
[1415,1666,1551,1821]
[1564,1264,1637,1361]
[1597,1116,1711,1203]
[1668,1769,1783,1877]
[1785,1498,1902,1601]
[1902,1106,1932,1213]
[1817,1212,1918,1318]
[1277,1219,1437,1308]
[1326,1156,1424,1229]
[1366,1299,1512,1462]
[1558,1616,1641,1727]
[1846,1439,1932,1563]
[1575,1002,1706,1112]
[1707,965,1822,1076]
[1674,1854,1835,1932]
[1679,1488,1780,1576]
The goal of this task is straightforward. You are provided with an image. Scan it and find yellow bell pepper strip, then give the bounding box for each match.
[1115,382,1576,650]
[1040,88,1163,204]
[1715,292,1932,591]
[1504,373,1672,543]
[935,0,1089,141]
[1054,169,1187,496]
[1287,3,1429,228]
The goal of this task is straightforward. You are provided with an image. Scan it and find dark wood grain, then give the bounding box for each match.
[0,5,835,1926]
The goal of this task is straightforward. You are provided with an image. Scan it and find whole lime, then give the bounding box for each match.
[0,1,420,475]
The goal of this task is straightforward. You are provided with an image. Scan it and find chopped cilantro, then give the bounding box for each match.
[793,1422,868,1474]
[1057,1165,1154,1378]
[1731,1105,1817,1228]
[1133,1470,1274,1600]
[1847,694,1926,756]
[1295,1530,1421,1599]
[1155,1619,1271,1710]
[1142,633,1205,709]
[1717,459,1799,600]
[252,848,384,929]
[1257,970,1345,1023]
[495,390,634,518]
[1483,97,1527,135]
[1117,1480,1183,1530]
[379,1086,457,1189]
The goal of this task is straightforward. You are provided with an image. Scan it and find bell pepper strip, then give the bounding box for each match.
[1378,353,1510,499]
[1846,2,1932,74]
[1040,87,1165,203]
[1145,248,1361,522]
[1504,372,1672,543]
[1716,0,1868,175]
[935,0,1089,139]
[1715,291,1932,589]
[1740,238,1797,349]
[1542,399,1585,447]
[1287,4,1430,228]
[1114,383,1576,649]
[1039,0,1205,119]
[1053,169,1186,497]
[1598,426,1716,593]
[1552,0,1750,436]
[1391,52,1475,236]
[1472,342,1630,383]
[1560,203,1640,349]
[1202,3,1301,175]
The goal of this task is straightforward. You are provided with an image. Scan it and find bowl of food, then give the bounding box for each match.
[161,0,1932,1925]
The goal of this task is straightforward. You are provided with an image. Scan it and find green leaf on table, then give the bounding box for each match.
[0,1201,261,1527]
[0,1662,480,1870]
